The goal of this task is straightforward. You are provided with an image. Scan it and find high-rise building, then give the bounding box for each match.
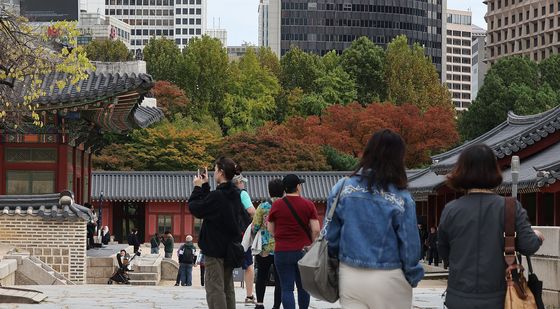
[259,0,445,73]
[205,28,227,47]
[105,0,207,53]
[472,25,487,101]
[445,9,473,110]
[485,0,560,64]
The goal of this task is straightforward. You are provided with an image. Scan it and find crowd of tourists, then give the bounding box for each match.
[130,128,546,309]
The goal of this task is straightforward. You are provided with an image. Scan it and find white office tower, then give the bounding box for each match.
[105,0,207,52]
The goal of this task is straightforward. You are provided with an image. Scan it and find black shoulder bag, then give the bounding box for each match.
[282,197,312,242]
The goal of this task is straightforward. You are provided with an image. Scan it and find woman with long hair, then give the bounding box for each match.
[326,129,424,308]
[438,144,544,308]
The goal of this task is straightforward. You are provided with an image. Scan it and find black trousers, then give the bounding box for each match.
[428,247,439,266]
[200,265,205,286]
[255,254,281,308]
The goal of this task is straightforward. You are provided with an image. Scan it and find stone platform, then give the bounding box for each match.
[0,285,446,309]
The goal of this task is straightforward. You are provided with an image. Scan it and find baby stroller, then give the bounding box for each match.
[108,250,140,284]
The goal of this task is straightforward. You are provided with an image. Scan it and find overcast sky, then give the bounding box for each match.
[207,0,487,46]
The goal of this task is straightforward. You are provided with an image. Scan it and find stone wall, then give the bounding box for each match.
[0,259,16,286]
[0,216,87,284]
[531,227,560,309]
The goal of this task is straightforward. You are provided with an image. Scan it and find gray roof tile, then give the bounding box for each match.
[0,193,92,221]
[431,107,560,175]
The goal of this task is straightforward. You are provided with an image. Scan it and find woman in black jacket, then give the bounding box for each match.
[438,144,544,309]
[188,157,248,309]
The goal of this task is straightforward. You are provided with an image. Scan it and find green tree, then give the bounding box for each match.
[459,56,559,140]
[280,47,324,92]
[385,35,453,111]
[322,145,358,171]
[222,48,281,133]
[85,39,132,62]
[340,36,385,104]
[143,37,181,83]
[256,46,281,79]
[274,87,304,122]
[180,35,229,124]
[314,51,357,107]
[539,54,560,90]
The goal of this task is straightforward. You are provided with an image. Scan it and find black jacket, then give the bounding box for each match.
[127,233,140,247]
[427,232,438,249]
[438,194,542,309]
[188,181,244,259]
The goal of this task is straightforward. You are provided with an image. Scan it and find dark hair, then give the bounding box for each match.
[354,129,408,191]
[164,230,170,235]
[268,179,284,198]
[215,156,241,181]
[446,144,502,191]
[84,202,92,209]
[285,187,297,194]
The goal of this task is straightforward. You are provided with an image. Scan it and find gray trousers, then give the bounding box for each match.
[204,256,235,309]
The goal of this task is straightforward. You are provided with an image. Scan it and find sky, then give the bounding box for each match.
[207,0,488,46]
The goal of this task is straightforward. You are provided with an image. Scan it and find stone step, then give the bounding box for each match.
[128,279,158,286]
[127,272,158,281]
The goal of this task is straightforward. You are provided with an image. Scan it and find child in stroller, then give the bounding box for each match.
[108,249,139,284]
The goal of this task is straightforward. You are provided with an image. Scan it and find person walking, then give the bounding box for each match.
[150,233,160,254]
[163,231,174,259]
[418,224,428,261]
[127,228,141,254]
[268,174,320,309]
[426,227,439,266]
[253,179,283,309]
[326,129,424,309]
[438,144,544,309]
[175,235,196,286]
[233,173,257,304]
[189,157,249,309]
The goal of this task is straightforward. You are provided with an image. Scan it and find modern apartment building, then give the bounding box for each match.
[472,25,488,101]
[485,0,560,64]
[445,9,473,110]
[104,0,207,52]
[259,0,445,72]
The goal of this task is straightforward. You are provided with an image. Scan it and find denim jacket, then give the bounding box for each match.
[326,174,424,287]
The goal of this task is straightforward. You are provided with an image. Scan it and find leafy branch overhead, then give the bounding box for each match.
[0,9,93,127]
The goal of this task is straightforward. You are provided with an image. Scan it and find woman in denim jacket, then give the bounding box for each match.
[326,129,424,308]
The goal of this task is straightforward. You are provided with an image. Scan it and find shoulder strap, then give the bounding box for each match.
[504,197,517,266]
[282,197,312,242]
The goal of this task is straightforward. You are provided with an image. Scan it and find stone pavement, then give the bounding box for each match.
[0,285,446,309]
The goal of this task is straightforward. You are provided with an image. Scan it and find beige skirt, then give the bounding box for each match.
[339,262,413,309]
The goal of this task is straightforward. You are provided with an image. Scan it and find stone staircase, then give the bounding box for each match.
[128,254,162,286]
[5,253,73,285]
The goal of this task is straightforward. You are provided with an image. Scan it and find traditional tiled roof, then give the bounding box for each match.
[91,171,352,202]
[0,193,93,221]
[536,161,560,188]
[133,106,165,128]
[431,107,560,175]
[409,141,560,200]
[91,170,428,203]
[3,72,161,132]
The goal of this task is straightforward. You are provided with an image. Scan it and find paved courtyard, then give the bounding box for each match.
[1,285,446,309]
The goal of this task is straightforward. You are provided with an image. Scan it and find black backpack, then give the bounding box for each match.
[178,245,194,264]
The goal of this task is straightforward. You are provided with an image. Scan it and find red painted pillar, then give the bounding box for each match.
[180,200,185,242]
[56,144,68,193]
[144,202,150,243]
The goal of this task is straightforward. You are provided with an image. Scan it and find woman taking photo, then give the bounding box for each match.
[438,144,544,309]
[326,129,424,308]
